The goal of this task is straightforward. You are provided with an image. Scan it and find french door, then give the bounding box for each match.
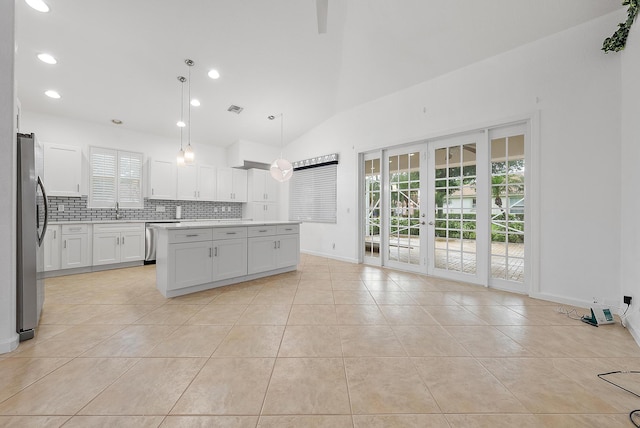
[427,132,488,284]
[360,122,529,292]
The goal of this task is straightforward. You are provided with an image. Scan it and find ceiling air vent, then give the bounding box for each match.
[227,105,244,114]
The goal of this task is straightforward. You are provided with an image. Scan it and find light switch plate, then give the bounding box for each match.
[57,204,64,212]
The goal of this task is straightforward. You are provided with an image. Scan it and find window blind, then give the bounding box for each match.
[89,146,143,209]
[289,163,337,223]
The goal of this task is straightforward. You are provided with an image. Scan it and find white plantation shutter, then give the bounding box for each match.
[89,146,143,209]
[89,147,117,208]
[118,151,143,207]
[290,164,337,223]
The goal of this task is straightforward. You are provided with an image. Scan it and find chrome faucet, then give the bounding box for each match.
[115,201,122,220]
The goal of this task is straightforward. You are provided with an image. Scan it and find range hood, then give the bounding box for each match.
[234,160,270,170]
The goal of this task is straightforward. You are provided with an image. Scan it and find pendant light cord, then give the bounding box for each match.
[187,65,191,146]
[280,113,284,158]
[180,78,184,151]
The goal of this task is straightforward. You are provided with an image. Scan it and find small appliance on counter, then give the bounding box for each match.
[175,205,182,219]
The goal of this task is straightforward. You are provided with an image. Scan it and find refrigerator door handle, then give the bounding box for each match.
[36,176,49,247]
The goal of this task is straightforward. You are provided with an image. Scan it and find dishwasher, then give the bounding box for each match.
[144,221,180,264]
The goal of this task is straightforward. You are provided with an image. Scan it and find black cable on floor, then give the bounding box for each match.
[597,371,640,427]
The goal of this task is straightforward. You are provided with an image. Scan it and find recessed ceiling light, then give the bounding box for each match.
[177,121,186,128]
[207,69,220,79]
[190,99,200,107]
[44,90,60,99]
[37,53,57,64]
[111,119,122,125]
[25,0,49,12]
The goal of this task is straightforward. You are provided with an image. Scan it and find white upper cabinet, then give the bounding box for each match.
[216,168,247,202]
[176,164,217,201]
[176,164,198,201]
[44,143,82,197]
[248,168,278,202]
[147,158,177,200]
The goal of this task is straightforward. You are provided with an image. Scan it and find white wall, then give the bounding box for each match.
[285,12,624,307]
[620,20,640,339]
[20,111,228,196]
[0,1,18,353]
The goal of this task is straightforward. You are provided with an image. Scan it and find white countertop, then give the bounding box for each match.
[152,220,301,230]
[48,218,246,225]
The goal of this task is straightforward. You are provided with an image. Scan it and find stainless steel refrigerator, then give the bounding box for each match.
[17,133,49,342]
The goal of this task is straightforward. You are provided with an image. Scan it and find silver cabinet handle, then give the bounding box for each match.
[259,229,267,233]
[152,188,154,195]
[194,191,197,197]
[209,247,212,258]
[122,236,125,245]
[284,228,292,231]
[215,247,218,257]
[186,234,199,237]
[117,237,120,245]
[77,184,80,192]
[53,230,56,239]
[278,240,281,249]
[226,232,236,235]
[63,239,66,249]
[274,241,277,249]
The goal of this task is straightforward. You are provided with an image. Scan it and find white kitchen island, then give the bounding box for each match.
[154,221,300,297]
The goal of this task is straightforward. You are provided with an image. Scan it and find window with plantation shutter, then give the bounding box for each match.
[289,163,337,223]
[89,146,143,209]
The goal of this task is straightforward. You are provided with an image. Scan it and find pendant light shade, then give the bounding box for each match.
[269,113,293,182]
[270,158,293,182]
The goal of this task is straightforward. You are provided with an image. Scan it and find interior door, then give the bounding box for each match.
[384,146,426,272]
[428,132,488,284]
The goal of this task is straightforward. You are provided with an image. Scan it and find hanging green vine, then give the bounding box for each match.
[602,0,639,52]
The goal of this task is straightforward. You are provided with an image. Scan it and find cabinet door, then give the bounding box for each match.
[148,159,177,200]
[198,164,217,201]
[176,164,198,200]
[121,230,145,262]
[213,238,248,281]
[93,232,120,265]
[43,225,60,271]
[216,168,233,202]
[264,173,279,202]
[168,241,213,290]
[247,236,277,274]
[44,143,82,197]
[276,234,300,268]
[250,169,266,201]
[264,203,279,221]
[61,234,89,269]
[232,169,248,202]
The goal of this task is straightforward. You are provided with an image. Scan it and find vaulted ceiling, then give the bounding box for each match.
[15,0,622,147]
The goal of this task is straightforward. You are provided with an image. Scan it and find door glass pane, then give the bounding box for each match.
[364,158,381,259]
[388,152,421,265]
[491,134,525,282]
[434,143,477,274]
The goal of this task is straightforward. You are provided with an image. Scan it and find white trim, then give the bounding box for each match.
[0,335,19,355]
[301,249,359,264]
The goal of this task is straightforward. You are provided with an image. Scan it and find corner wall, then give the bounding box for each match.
[620,19,640,339]
[0,1,18,353]
[285,12,624,307]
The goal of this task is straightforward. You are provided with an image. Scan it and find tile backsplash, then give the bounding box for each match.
[48,196,243,222]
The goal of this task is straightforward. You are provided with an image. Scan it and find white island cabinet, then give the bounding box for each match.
[155,221,299,297]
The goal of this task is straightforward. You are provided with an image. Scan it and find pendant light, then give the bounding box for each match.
[269,113,293,182]
[176,76,186,166]
[184,59,195,164]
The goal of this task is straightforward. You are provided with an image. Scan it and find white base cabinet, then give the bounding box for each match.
[60,224,90,269]
[93,223,145,266]
[157,223,299,297]
[43,225,61,272]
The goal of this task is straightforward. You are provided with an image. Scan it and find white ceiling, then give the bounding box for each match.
[15,0,622,148]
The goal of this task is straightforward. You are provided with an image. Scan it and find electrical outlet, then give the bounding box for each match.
[214,207,218,213]
[57,204,64,212]
[155,206,165,212]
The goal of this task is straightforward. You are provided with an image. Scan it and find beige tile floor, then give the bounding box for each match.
[1,254,640,427]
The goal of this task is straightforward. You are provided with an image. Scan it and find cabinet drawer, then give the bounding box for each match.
[277,224,299,235]
[247,226,277,237]
[168,228,213,244]
[61,224,88,234]
[213,227,248,240]
[94,222,144,233]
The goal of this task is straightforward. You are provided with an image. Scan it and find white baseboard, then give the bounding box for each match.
[300,250,358,264]
[0,333,19,355]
